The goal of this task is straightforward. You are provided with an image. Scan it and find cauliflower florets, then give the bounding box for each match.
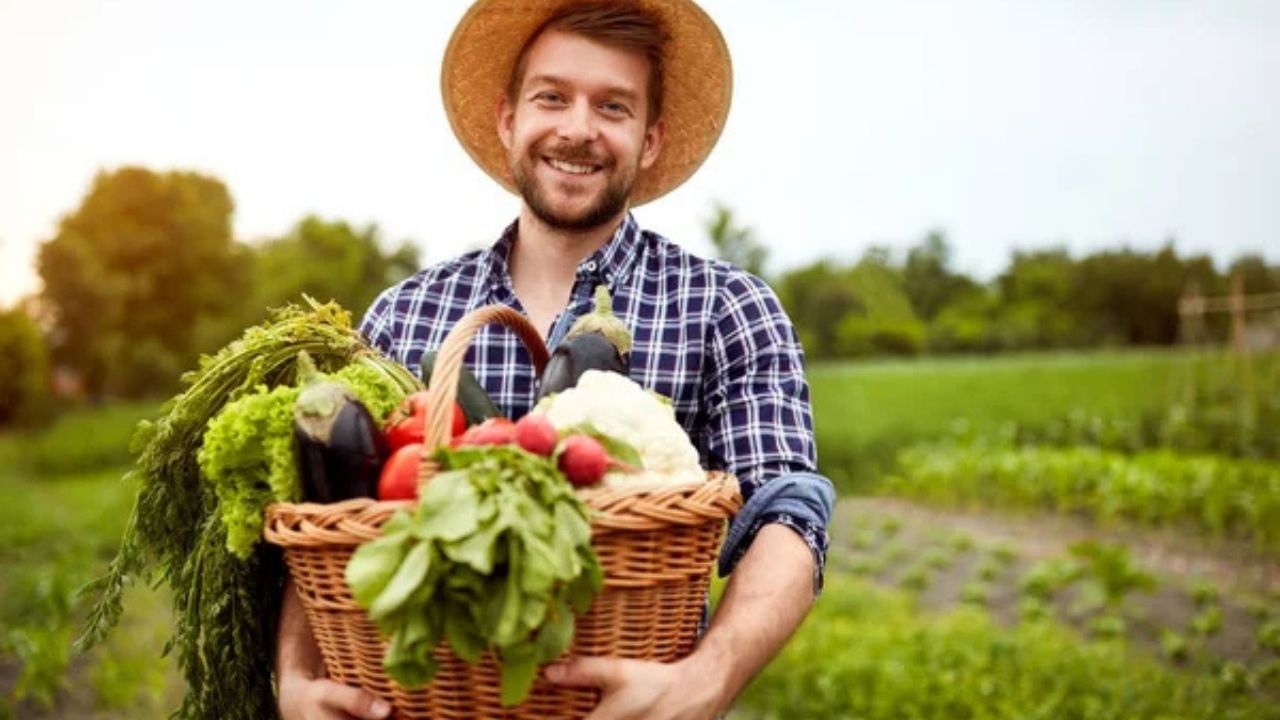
[534,370,704,488]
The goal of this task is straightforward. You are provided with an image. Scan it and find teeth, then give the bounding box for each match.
[548,159,597,175]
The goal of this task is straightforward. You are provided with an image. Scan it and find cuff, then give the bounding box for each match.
[717,471,835,596]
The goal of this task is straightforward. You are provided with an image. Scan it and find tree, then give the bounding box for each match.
[901,230,979,321]
[0,304,50,426]
[37,167,247,398]
[994,248,1082,348]
[705,203,768,278]
[247,216,420,322]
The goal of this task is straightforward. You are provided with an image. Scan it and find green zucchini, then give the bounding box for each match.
[421,351,503,424]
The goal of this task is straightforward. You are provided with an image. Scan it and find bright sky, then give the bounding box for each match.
[2,0,1279,308]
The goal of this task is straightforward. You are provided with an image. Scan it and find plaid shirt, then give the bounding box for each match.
[360,213,831,590]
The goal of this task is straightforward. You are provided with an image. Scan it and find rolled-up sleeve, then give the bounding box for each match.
[701,271,835,594]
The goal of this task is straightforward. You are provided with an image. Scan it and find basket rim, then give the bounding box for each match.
[264,471,740,547]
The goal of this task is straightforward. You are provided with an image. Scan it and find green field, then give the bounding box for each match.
[3,348,1277,717]
[810,348,1215,491]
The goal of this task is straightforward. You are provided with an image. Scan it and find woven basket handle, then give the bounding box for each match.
[417,305,549,483]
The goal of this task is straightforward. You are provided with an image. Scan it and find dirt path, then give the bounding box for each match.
[835,497,1280,594]
[828,497,1280,672]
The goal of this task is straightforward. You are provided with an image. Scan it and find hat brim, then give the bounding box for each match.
[441,0,732,206]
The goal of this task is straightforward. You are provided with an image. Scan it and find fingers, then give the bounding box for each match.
[544,656,623,690]
[311,679,393,720]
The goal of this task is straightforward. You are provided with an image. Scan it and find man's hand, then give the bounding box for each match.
[276,673,392,720]
[545,656,724,720]
[277,577,392,720]
[547,524,817,718]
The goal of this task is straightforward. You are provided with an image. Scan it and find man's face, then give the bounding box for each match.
[498,31,664,232]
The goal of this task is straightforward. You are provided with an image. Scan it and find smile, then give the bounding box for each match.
[544,157,602,176]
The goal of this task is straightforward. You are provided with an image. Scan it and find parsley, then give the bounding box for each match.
[76,299,419,720]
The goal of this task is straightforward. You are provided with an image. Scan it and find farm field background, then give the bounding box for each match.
[810,348,1206,491]
[2,348,1278,718]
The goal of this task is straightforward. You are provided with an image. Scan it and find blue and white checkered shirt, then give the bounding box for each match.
[360,213,833,591]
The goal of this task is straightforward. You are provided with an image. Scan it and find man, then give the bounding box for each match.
[277,2,834,718]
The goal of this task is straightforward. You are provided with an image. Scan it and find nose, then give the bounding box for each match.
[556,98,599,144]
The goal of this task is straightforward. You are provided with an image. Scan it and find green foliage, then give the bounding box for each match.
[770,232,1254,360]
[705,203,767,278]
[1190,578,1222,608]
[975,557,1002,582]
[809,349,1192,491]
[1068,541,1158,612]
[737,575,1280,719]
[1005,353,1280,461]
[888,441,1280,553]
[347,446,601,705]
[37,166,249,398]
[1191,607,1225,638]
[900,230,980,322]
[960,580,989,607]
[0,305,49,427]
[898,563,931,593]
[1256,620,1280,653]
[0,459,150,716]
[775,254,925,359]
[921,546,954,570]
[1019,558,1083,602]
[1162,629,1191,663]
[246,215,419,326]
[4,401,157,476]
[198,362,406,559]
[76,300,421,720]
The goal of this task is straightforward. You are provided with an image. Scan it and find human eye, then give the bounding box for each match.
[533,90,565,104]
[600,100,632,117]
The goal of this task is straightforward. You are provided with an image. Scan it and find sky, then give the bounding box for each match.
[2,0,1279,307]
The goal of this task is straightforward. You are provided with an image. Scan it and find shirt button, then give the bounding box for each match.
[584,260,597,272]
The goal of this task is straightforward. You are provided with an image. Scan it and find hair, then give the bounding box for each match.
[506,2,670,126]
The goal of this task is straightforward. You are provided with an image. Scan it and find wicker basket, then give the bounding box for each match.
[264,305,742,719]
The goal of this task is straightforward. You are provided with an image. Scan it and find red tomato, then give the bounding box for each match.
[378,443,424,500]
[385,392,467,449]
[450,403,467,437]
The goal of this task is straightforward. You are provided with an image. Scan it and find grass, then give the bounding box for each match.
[0,434,180,717]
[809,348,1204,492]
[0,401,157,478]
[736,573,1280,720]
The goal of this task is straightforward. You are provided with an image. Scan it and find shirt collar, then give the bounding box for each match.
[483,212,644,291]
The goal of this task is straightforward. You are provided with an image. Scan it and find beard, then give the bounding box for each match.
[512,140,636,232]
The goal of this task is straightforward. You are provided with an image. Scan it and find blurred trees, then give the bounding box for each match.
[706,203,768,278]
[0,305,49,426]
[768,229,1269,361]
[37,167,247,398]
[34,167,421,400]
[247,216,418,324]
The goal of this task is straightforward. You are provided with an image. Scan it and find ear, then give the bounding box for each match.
[497,94,515,151]
[639,118,665,170]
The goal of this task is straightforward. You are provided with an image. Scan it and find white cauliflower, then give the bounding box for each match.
[534,370,705,489]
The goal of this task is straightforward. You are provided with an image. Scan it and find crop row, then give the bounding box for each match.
[884,443,1280,553]
[737,575,1279,719]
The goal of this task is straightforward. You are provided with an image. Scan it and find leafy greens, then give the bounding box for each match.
[346,445,603,706]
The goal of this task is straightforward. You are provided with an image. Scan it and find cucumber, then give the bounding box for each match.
[421,351,503,424]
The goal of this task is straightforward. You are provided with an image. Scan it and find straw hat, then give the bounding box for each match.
[441,0,732,206]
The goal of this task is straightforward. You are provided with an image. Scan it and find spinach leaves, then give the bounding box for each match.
[346,446,602,706]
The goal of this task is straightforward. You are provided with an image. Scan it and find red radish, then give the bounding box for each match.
[378,443,425,500]
[557,434,609,486]
[514,415,558,456]
[458,417,516,447]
